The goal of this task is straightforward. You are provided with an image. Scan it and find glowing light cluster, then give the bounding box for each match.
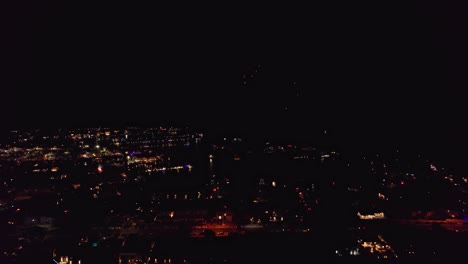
[357,212,385,220]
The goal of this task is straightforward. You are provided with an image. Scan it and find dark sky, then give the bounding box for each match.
[5,1,467,163]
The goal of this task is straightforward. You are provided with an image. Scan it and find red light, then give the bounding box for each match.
[400,181,405,185]
[213,188,217,192]
[97,166,103,173]
[295,187,299,192]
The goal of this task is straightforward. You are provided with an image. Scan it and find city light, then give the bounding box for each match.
[1,126,464,262]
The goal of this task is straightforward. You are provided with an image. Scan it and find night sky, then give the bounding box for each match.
[6,2,467,168]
